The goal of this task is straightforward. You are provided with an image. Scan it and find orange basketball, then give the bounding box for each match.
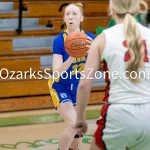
[64,32,89,58]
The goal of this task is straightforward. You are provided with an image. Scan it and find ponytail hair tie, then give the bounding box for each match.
[125,12,132,15]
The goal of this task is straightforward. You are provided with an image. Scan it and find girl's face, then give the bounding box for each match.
[64,5,83,30]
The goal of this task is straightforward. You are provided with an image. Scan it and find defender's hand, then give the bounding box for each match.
[86,37,94,53]
[74,119,88,137]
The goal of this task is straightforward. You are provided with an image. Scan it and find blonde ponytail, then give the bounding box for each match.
[124,13,144,82]
[110,0,148,82]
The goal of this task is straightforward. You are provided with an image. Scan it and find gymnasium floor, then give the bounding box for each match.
[0,106,101,150]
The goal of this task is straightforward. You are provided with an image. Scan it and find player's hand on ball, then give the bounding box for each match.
[86,36,93,53]
[74,119,88,136]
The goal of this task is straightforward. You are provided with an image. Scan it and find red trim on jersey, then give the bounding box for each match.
[94,60,110,149]
[102,60,110,102]
[94,104,110,150]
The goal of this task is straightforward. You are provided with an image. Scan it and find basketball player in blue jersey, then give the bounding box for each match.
[48,3,95,150]
[75,0,150,150]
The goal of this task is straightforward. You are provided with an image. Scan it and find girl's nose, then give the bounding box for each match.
[69,14,73,19]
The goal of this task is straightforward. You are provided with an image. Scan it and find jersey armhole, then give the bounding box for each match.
[101,30,108,61]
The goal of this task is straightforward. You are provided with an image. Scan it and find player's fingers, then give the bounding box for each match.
[86,39,92,45]
[76,128,85,136]
[87,36,93,42]
[86,45,91,48]
[86,37,93,45]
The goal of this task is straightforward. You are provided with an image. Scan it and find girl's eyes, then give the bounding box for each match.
[72,12,77,15]
[66,12,78,15]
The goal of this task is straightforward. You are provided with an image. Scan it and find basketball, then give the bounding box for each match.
[64,32,89,58]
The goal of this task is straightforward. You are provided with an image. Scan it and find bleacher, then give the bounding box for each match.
[0,0,149,112]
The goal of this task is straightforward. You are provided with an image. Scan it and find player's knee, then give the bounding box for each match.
[68,122,76,129]
[66,117,76,126]
[66,121,76,132]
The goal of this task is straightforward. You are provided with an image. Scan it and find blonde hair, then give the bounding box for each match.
[110,0,148,83]
[65,3,84,15]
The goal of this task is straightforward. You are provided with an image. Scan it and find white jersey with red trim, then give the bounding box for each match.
[102,23,150,104]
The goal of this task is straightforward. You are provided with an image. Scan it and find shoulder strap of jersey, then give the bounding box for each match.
[81,29,85,33]
[62,30,67,41]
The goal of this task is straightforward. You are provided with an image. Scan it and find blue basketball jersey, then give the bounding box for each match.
[52,29,95,85]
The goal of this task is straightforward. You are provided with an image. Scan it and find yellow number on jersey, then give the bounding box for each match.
[72,63,85,75]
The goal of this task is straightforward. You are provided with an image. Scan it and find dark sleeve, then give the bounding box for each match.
[52,36,63,55]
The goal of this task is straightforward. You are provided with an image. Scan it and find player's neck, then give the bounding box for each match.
[66,28,80,34]
[114,17,124,24]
